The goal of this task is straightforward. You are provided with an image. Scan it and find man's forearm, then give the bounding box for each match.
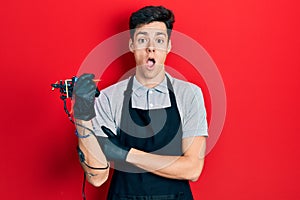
[126,137,206,182]
[76,120,109,187]
[126,149,203,181]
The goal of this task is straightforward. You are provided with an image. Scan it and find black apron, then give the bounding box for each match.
[107,76,193,200]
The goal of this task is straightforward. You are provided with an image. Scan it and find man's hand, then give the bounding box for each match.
[73,73,96,121]
[97,126,131,162]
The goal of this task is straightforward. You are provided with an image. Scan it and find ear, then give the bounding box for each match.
[167,40,172,53]
[129,38,134,52]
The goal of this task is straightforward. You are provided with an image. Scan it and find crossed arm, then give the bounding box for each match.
[126,136,206,182]
[76,119,206,187]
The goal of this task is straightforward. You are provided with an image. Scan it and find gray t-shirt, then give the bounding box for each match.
[92,73,208,138]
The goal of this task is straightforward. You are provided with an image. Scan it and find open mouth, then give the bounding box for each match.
[146,58,156,68]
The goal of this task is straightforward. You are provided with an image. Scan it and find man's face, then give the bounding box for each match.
[129,21,171,85]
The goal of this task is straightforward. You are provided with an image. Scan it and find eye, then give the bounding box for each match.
[156,38,165,44]
[137,38,148,44]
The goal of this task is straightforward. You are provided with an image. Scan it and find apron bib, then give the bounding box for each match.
[107,76,193,200]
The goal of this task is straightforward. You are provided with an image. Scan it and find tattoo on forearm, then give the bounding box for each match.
[86,172,98,177]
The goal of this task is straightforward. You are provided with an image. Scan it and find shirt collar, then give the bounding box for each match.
[132,74,172,97]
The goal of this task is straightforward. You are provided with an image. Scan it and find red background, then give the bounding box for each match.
[1,0,300,199]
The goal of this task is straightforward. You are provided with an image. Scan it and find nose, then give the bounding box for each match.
[146,39,155,53]
[147,46,155,53]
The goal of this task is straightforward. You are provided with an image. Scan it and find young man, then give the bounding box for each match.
[74,5,208,199]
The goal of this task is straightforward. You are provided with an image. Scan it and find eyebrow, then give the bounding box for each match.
[155,32,167,37]
[136,31,148,37]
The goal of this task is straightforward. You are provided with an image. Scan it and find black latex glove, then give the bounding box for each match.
[73,73,96,120]
[97,126,131,162]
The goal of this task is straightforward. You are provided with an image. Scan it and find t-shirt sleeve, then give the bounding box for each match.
[91,91,117,137]
[182,85,208,138]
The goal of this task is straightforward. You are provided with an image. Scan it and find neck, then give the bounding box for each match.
[135,70,166,88]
